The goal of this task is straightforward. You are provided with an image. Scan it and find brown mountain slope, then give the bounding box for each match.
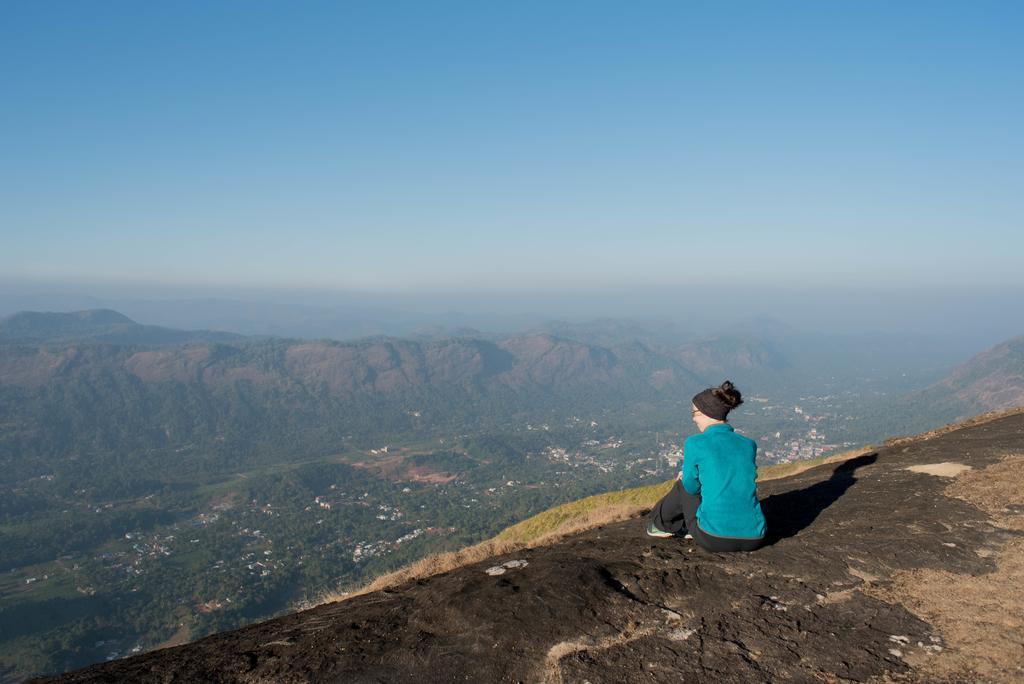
[40,412,1024,683]
[923,335,1024,415]
[1,334,701,397]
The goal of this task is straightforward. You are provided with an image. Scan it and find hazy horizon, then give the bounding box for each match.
[2,276,1021,360]
[3,3,1023,296]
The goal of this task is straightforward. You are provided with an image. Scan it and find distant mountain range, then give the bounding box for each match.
[4,309,1019,416]
[0,310,805,401]
[2,309,1021,483]
[0,311,715,487]
[0,310,706,398]
[0,309,243,346]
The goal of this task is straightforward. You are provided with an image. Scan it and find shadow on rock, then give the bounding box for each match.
[761,453,878,545]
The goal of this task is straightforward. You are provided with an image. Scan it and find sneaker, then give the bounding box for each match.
[683,533,693,540]
[646,523,674,538]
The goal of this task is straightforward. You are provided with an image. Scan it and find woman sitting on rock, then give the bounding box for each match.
[647,381,766,552]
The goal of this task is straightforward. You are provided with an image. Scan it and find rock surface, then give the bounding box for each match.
[40,413,1024,683]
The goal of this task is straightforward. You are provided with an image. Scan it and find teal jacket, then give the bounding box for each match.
[682,423,766,539]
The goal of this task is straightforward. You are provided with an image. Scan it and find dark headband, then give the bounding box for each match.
[692,388,731,421]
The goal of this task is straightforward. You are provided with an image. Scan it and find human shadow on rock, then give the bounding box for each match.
[760,453,878,546]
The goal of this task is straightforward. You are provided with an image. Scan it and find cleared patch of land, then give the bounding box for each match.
[905,462,973,477]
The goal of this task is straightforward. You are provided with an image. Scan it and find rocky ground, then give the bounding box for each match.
[40,412,1024,683]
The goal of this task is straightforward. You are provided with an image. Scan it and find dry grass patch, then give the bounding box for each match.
[495,480,674,545]
[870,539,1024,682]
[867,454,1024,682]
[518,503,650,546]
[315,537,522,605]
[945,453,1024,530]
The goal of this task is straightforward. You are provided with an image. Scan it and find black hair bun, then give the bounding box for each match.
[712,380,743,408]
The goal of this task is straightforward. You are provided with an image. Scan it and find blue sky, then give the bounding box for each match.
[2,2,1022,292]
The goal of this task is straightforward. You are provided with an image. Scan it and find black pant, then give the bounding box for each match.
[649,480,764,552]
